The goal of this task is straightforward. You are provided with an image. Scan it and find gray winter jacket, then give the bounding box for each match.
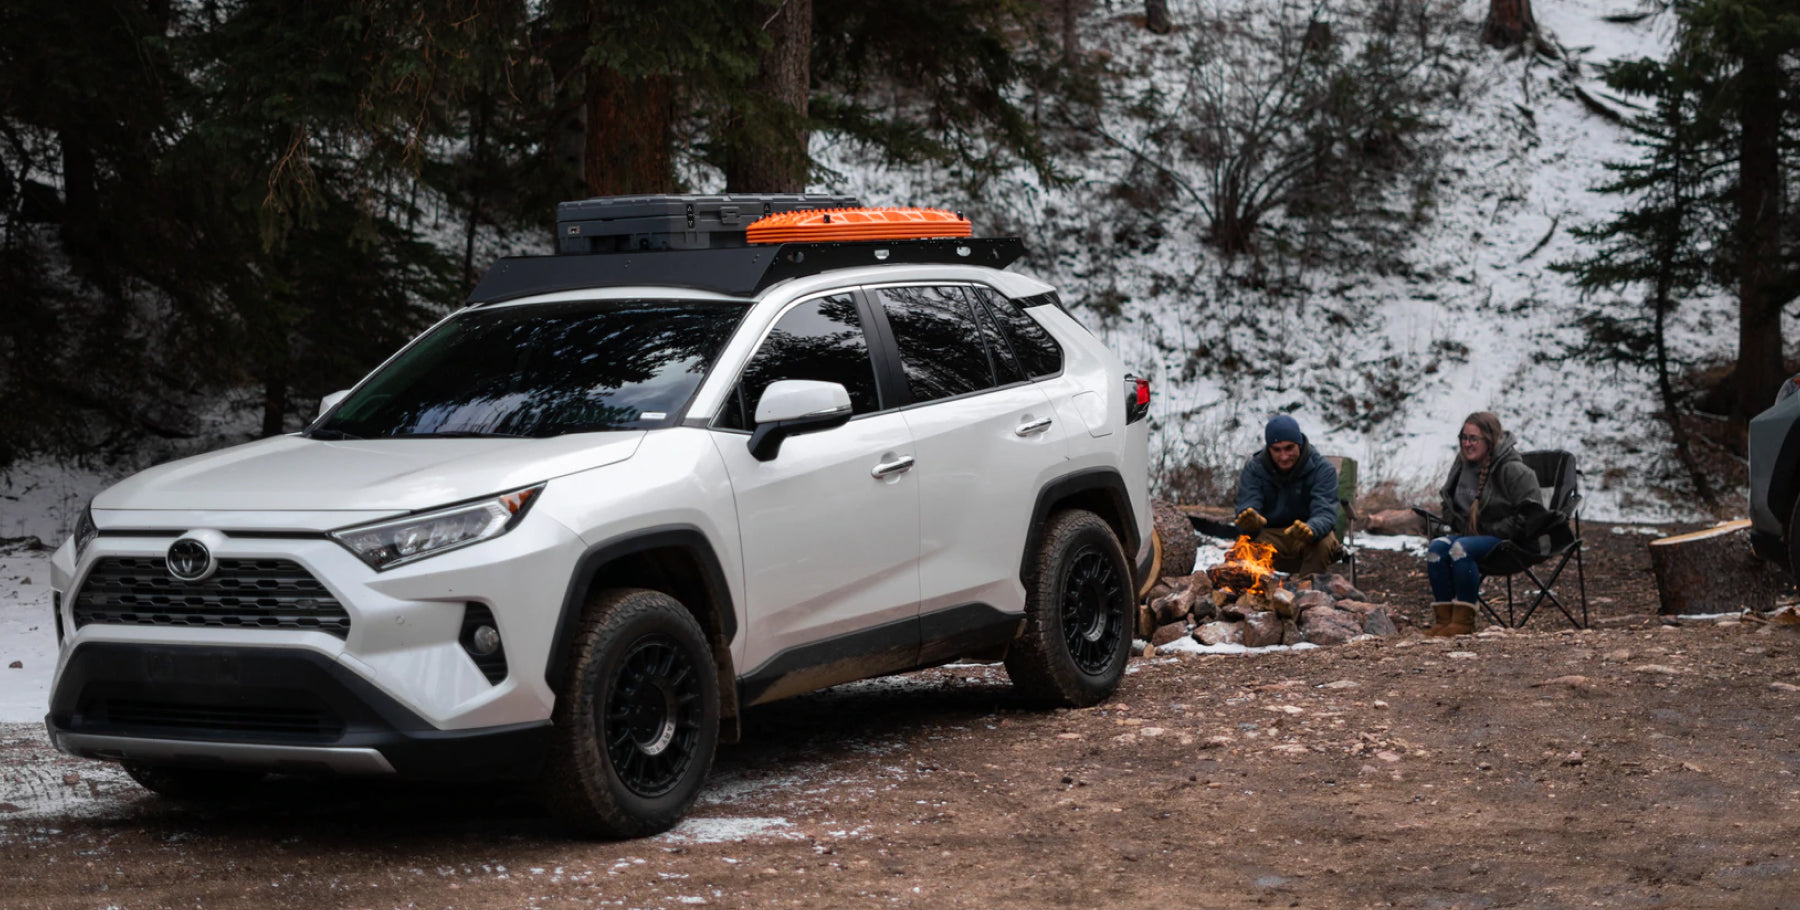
[1438,432,1545,542]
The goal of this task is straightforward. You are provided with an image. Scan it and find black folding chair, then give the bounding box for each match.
[1413,450,1589,629]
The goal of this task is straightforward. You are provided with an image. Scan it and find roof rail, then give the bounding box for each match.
[467,237,1027,305]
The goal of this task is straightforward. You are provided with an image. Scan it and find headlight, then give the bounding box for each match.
[71,500,98,557]
[331,485,544,571]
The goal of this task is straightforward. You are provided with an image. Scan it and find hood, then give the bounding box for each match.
[95,431,646,513]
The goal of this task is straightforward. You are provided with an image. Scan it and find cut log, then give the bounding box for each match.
[1649,520,1792,615]
[1152,499,1199,579]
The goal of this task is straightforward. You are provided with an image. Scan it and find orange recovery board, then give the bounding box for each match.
[746,207,972,244]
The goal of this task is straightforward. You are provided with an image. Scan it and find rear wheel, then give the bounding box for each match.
[123,762,265,801]
[1005,509,1134,707]
[539,588,719,839]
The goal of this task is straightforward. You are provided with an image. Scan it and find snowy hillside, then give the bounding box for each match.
[829,0,1778,522]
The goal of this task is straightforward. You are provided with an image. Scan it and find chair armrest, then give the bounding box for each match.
[1411,507,1447,538]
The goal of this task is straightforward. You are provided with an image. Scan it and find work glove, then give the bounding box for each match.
[1234,508,1266,535]
[1285,519,1315,544]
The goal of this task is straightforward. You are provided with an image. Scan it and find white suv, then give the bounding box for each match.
[44,199,1153,838]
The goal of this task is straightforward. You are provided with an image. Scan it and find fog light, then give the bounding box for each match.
[471,624,501,656]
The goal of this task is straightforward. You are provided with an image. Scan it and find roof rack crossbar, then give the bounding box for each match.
[467,238,1026,305]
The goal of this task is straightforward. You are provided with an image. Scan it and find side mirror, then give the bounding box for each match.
[318,389,350,418]
[748,380,853,462]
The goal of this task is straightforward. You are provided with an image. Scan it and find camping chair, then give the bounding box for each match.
[1326,455,1359,586]
[1412,450,1588,629]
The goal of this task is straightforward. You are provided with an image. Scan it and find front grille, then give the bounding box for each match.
[73,556,352,638]
[91,697,345,738]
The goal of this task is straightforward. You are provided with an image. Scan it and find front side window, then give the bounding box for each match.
[717,293,879,430]
[311,299,743,439]
[875,285,998,404]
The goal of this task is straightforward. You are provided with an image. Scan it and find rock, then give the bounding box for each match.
[1365,508,1426,536]
[1184,572,1214,599]
[1151,621,1190,648]
[6,661,19,669]
[1243,611,1284,648]
[1270,588,1297,619]
[1533,675,1592,688]
[1280,617,1304,646]
[1325,575,1367,601]
[1144,578,1177,603]
[1194,621,1245,646]
[1334,599,1381,616]
[1152,499,1201,578]
[1136,604,1158,639]
[1299,608,1362,646]
[1294,590,1334,613]
[1360,606,1398,637]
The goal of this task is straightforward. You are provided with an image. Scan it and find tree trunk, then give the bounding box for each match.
[1734,51,1786,420]
[1062,0,1081,65]
[584,67,675,196]
[1481,0,1535,48]
[1145,0,1172,35]
[724,0,812,193]
[1649,520,1791,615]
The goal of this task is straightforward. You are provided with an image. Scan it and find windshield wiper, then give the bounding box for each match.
[307,428,363,440]
[392,430,531,439]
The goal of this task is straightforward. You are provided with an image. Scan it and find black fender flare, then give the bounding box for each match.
[1020,468,1143,590]
[545,526,738,697]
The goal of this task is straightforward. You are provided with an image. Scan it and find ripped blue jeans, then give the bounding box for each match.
[1426,535,1503,603]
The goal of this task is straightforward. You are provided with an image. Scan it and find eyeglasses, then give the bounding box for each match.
[1458,434,1484,443]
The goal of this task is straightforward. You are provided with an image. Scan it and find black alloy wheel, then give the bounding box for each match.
[603,635,705,798]
[1060,544,1126,675]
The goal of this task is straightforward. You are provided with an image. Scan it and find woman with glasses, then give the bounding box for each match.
[1422,412,1543,637]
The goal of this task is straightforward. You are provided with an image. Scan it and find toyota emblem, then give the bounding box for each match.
[166,538,216,583]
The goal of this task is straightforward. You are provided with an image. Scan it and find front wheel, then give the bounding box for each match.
[1005,509,1134,707]
[539,588,720,839]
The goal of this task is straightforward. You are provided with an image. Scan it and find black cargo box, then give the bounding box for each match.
[556,193,860,254]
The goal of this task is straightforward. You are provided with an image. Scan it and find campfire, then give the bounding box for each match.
[1207,535,1279,598]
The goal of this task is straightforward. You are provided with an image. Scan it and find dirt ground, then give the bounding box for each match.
[5,522,1800,910]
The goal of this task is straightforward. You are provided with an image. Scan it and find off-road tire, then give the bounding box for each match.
[1005,509,1134,707]
[122,762,266,800]
[539,588,719,839]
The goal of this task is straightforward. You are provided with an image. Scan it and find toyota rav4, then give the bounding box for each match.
[45,196,1153,838]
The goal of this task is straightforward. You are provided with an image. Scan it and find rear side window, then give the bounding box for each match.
[718,293,879,430]
[874,285,998,404]
[973,288,1063,379]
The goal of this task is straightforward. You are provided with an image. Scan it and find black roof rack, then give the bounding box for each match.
[466,237,1026,305]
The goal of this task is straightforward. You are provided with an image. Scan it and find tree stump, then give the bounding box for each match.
[1152,499,1199,579]
[1649,520,1791,615]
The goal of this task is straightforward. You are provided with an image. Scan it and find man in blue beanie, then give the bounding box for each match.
[1233,415,1343,576]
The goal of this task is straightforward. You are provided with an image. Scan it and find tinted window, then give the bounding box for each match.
[974,288,1063,378]
[876,285,997,404]
[311,299,741,439]
[966,287,1027,385]
[718,293,879,430]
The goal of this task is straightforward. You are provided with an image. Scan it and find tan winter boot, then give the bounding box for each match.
[1443,601,1477,637]
[1423,602,1455,637]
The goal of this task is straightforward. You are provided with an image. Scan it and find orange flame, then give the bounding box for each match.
[1219,535,1279,595]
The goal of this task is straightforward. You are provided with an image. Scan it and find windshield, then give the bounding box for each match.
[310,298,744,439]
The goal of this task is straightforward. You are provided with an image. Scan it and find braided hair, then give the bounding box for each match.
[1463,412,1503,534]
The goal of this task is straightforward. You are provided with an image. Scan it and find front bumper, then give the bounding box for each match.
[46,642,551,779]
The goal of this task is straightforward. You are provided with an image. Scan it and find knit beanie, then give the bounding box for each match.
[1264,415,1304,447]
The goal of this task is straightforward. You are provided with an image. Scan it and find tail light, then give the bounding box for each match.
[1124,376,1151,424]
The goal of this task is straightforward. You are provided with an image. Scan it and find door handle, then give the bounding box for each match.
[871,455,915,478]
[1015,416,1053,437]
